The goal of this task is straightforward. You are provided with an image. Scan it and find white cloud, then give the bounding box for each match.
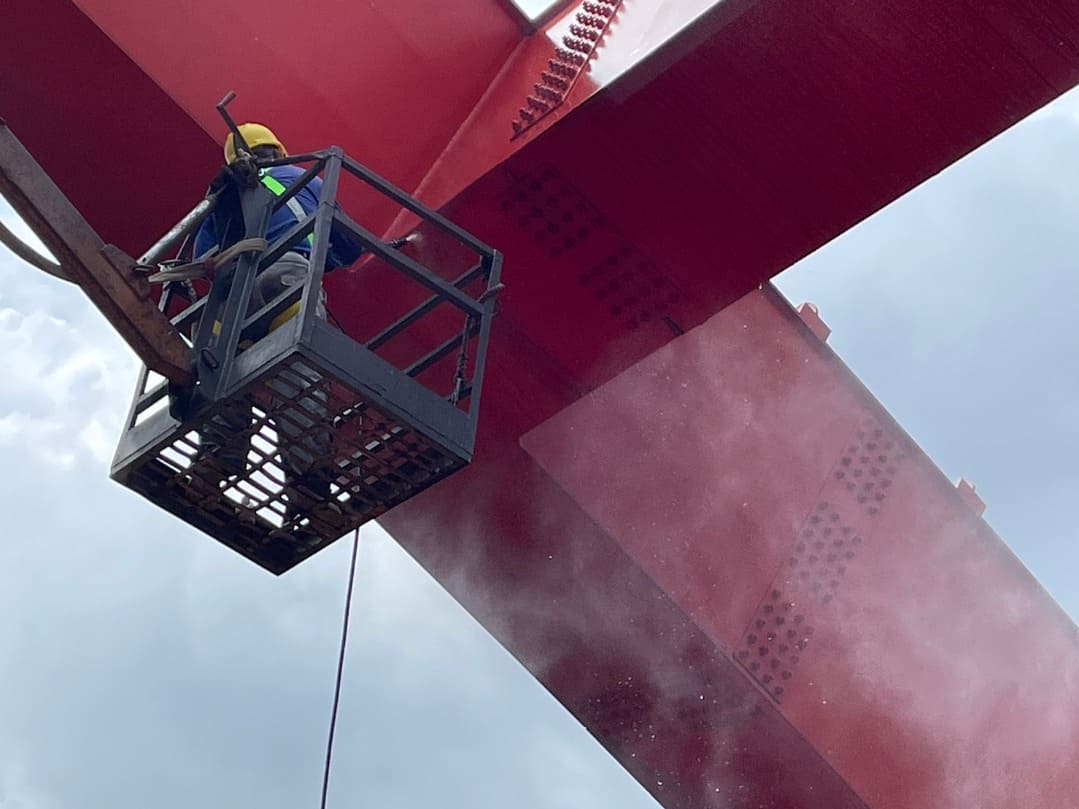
[0,291,137,471]
[0,757,55,809]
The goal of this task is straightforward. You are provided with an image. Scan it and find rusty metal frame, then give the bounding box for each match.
[0,119,193,385]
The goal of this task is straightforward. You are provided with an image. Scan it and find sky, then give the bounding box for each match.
[1,75,1078,809]
[509,0,563,21]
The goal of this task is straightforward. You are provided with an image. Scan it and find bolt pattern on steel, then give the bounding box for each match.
[569,24,601,41]
[569,23,604,40]
[582,1,614,15]
[511,0,623,138]
[534,83,562,101]
[546,59,576,77]
[563,36,593,53]
[499,164,686,333]
[734,417,907,702]
[553,47,587,65]
[540,71,570,90]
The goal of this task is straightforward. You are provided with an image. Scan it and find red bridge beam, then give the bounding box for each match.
[382,285,1079,808]
[406,0,1079,347]
[3,2,1079,808]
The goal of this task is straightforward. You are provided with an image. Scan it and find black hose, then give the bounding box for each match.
[0,218,69,282]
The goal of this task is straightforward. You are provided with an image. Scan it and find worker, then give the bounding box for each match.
[193,122,364,319]
[192,123,362,520]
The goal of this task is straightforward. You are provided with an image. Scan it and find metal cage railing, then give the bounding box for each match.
[112,147,502,574]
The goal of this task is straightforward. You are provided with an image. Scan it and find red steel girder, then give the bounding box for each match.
[3,1,1079,807]
[381,285,1079,808]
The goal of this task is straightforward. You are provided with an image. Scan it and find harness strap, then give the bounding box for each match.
[147,237,268,284]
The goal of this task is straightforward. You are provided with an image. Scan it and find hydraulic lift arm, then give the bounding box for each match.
[0,119,193,386]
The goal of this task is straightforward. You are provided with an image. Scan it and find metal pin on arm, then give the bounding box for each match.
[216,91,251,159]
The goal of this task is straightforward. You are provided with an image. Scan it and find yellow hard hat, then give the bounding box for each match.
[224,123,287,164]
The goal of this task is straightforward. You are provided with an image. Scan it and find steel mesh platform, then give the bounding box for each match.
[115,346,468,573]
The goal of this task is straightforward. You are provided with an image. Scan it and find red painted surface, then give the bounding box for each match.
[68,0,522,236]
[383,285,1079,808]
[1,0,218,253]
[4,1,1079,807]
[400,0,720,216]
[411,0,1079,337]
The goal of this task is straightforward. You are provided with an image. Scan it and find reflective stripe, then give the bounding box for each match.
[270,301,301,332]
[210,318,253,349]
[258,171,288,196]
[259,170,314,246]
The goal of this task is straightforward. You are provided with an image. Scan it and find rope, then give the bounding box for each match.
[146,237,269,283]
[0,218,69,282]
[320,526,361,809]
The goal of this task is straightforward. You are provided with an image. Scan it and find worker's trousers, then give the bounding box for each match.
[259,253,334,488]
[200,252,333,493]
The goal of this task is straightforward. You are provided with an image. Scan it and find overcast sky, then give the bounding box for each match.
[1,82,1077,809]
[510,0,562,20]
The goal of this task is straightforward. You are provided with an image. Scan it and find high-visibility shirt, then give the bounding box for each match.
[194,165,363,268]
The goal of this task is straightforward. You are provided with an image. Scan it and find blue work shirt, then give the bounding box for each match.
[194,165,363,269]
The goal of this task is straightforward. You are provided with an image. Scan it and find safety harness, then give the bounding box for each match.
[148,169,312,285]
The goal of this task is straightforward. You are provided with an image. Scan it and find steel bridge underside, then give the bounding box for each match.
[4,1,1079,807]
